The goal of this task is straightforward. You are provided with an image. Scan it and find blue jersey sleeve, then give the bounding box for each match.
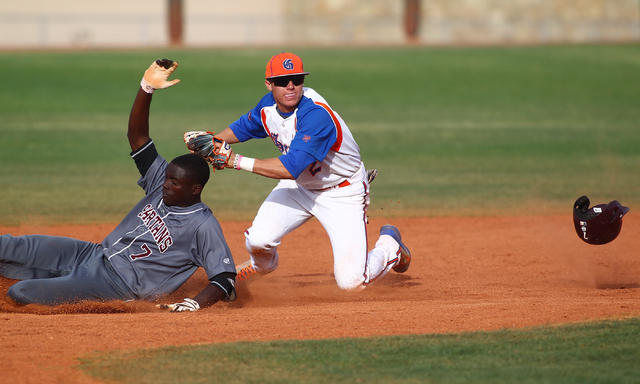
[279,149,318,179]
[229,93,274,142]
[290,107,337,160]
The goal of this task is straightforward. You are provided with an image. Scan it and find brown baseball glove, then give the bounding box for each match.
[183,131,233,170]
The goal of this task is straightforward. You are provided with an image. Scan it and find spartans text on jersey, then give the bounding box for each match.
[137,204,174,253]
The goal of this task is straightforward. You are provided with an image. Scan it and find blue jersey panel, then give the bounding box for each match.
[231,93,337,179]
[229,93,274,142]
[279,148,318,179]
[288,100,337,160]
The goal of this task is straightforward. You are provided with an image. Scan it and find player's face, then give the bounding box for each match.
[162,163,198,207]
[265,75,305,113]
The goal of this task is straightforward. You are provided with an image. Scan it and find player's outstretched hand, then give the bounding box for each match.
[156,298,200,312]
[214,138,235,169]
[141,59,180,94]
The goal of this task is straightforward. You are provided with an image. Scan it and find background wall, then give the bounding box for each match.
[0,0,638,49]
[0,0,285,48]
[417,0,640,45]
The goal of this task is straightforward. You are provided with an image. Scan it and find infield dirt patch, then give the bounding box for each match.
[1,215,639,384]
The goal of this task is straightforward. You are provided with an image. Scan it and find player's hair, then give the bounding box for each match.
[171,154,210,188]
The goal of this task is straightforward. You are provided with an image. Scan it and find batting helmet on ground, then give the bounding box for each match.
[573,195,629,245]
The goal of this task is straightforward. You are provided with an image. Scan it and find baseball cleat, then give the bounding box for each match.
[235,260,261,284]
[380,224,411,273]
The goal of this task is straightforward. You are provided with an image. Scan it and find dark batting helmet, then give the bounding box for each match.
[573,195,629,245]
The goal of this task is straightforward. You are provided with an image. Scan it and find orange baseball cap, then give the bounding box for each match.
[265,52,310,79]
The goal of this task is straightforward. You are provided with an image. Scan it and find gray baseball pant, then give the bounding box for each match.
[0,234,135,305]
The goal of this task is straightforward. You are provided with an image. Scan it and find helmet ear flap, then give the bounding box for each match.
[606,201,629,224]
[608,205,621,223]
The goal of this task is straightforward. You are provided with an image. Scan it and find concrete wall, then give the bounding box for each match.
[0,0,638,49]
[418,0,640,45]
[0,1,166,48]
[285,0,640,45]
[0,0,284,48]
[283,0,404,45]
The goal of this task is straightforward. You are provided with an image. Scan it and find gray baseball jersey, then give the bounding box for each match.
[103,140,236,301]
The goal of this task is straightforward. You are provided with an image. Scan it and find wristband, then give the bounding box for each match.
[234,154,255,172]
[140,78,155,94]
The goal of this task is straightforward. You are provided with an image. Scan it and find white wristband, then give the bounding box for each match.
[235,155,255,172]
[140,78,155,94]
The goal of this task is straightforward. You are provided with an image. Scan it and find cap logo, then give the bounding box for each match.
[283,58,294,71]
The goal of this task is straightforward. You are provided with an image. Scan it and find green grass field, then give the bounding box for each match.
[78,317,640,384]
[2,45,640,382]
[1,45,639,224]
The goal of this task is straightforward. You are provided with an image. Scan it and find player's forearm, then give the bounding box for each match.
[250,158,295,180]
[214,127,240,144]
[127,88,153,151]
[191,283,227,308]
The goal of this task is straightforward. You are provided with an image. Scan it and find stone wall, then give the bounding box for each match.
[418,0,640,44]
[283,0,404,45]
[284,0,640,45]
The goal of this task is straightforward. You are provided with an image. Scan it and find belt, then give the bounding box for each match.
[319,179,351,191]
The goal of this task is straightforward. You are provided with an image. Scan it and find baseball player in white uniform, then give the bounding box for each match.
[210,52,411,291]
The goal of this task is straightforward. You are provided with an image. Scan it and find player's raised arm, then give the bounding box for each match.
[128,59,180,151]
[127,88,152,152]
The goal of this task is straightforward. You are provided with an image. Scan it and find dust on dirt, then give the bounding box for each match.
[1,216,639,384]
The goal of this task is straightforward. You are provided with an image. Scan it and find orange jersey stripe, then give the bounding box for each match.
[314,101,343,151]
[260,109,271,136]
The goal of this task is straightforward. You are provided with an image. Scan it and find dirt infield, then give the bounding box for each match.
[1,215,639,384]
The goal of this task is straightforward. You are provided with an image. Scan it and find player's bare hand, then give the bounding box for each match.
[141,59,180,93]
[225,147,236,169]
[156,298,200,312]
[212,137,233,170]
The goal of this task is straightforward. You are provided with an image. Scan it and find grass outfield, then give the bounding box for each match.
[78,317,640,384]
[1,45,639,224]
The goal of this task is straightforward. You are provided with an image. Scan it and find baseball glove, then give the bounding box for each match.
[183,131,232,170]
[367,169,378,184]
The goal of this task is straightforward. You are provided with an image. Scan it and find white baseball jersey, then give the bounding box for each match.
[230,87,363,190]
